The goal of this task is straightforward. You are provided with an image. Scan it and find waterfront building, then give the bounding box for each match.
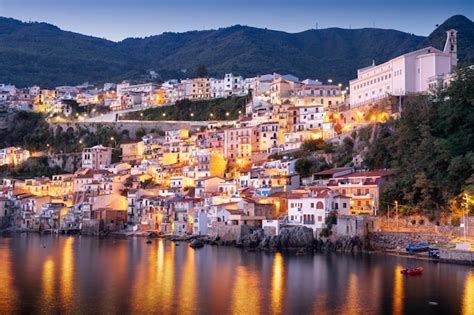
[326,170,392,215]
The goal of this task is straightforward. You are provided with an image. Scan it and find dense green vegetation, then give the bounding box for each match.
[364,67,474,216]
[0,15,472,86]
[123,96,247,121]
[0,157,61,179]
[0,112,141,155]
[0,111,50,151]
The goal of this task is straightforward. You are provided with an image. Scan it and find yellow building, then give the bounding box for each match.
[120,140,144,163]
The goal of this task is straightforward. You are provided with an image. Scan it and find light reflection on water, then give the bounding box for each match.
[463,271,474,315]
[0,234,472,314]
[0,238,17,313]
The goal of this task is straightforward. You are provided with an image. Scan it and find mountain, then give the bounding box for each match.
[421,15,474,65]
[0,18,143,87]
[0,15,472,87]
[121,26,425,85]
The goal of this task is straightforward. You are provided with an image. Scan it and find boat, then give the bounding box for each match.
[428,249,440,259]
[400,267,424,276]
[405,242,430,253]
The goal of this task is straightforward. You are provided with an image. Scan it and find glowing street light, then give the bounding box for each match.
[328,79,333,84]
[226,112,230,117]
[190,113,194,117]
[162,113,166,117]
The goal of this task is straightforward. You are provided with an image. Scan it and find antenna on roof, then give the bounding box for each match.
[315,22,318,30]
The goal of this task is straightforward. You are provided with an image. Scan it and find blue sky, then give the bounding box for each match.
[0,0,472,41]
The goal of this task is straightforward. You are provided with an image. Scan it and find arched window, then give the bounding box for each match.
[316,201,324,209]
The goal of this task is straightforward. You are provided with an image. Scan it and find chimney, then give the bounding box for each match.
[443,29,458,69]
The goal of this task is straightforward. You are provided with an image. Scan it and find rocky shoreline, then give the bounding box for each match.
[159,226,367,254]
[4,227,472,265]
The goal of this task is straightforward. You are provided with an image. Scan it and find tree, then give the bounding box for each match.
[366,67,474,216]
[195,65,208,78]
[300,139,326,152]
[135,127,146,139]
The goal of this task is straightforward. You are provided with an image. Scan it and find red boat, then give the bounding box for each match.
[400,267,424,276]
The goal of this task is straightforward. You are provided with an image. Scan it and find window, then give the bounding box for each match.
[317,216,322,222]
[311,203,314,208]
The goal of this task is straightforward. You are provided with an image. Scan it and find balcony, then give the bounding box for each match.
[351,193,373,199]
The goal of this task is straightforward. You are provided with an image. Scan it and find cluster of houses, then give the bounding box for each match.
[0,118,391,237]
[0,30,459,237]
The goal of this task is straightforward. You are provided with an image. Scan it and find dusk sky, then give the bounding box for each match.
[0,0,472,41]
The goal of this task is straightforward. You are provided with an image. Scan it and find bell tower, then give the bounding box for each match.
[443,29,457,69]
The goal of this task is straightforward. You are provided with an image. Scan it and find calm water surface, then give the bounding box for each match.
[0,234,473,314]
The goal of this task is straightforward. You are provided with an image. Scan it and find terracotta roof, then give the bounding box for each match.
[337,170,391,178]
[314,167,353,176]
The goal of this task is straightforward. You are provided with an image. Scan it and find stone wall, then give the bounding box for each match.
[49,120,220,136]
[82,220,100,236]
[370,231,452,251]
[440,249,474,265]
[379,216,474,237]
[209,224,257,241]
[0,216,10,229]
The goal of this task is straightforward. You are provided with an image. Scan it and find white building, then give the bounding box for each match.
[223,73,245,96]
[210,78,225,98]
[116,82,158,97]
[349,30,457,108]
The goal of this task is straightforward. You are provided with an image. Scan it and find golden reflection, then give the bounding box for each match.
[231,266,261,315]
[271,253,284,314]
[178,246,197,314]
[0,240,17,312]
[131,239,175,314]
[341,273,359,315]
[42,257,55,310]
[463,271,474,315]
[392,265,404,315]
[60,237,74,310]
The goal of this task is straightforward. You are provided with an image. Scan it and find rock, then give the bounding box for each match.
[189,239,204,249]
[238,229,265,248]
[277,226,315,249]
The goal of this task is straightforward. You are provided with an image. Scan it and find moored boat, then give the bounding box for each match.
[405,243,430,253]
[400,267,424,276]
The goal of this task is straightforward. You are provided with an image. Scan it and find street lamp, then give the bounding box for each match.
[462,193,470,241]
[394,200,399,232]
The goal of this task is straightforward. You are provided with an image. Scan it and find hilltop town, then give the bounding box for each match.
[0,29,472,251]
